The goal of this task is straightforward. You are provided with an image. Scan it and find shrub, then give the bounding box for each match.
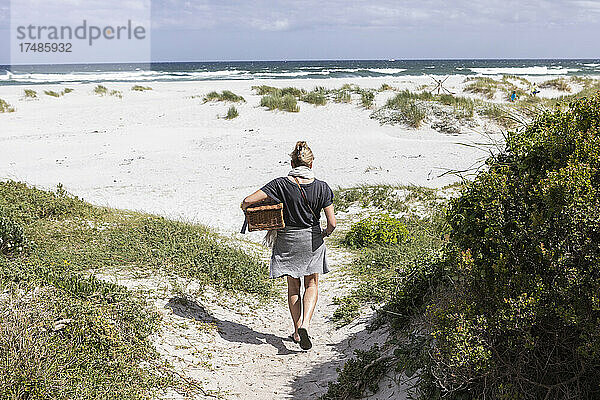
[0,99,15,113]
[110,90,123,99]
[62,88,73,95]
[396,93,600,399]
[360,90,375,108]
[225,105,239,119]
[0,217,28,255]
[131,85,152,91]
[300,91,327,106]
[24,89,37,98]
[379,83,393,91]
[343,214,410,248]
[94,85,108,95]
[44,90,60,97]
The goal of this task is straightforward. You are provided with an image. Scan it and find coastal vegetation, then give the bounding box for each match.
[225,105,239,119]
[259,93,300,112]
[93,85,108,95]
[538,77,571,92]
[325,92,600,399]
[0,181,274,399]
[44,88,73,98]
[0,99,15,113]
[203,90,245,103]
[131,85,152,91]
[24,89,37,98]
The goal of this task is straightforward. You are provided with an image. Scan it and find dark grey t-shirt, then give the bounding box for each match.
[261,177,334,228]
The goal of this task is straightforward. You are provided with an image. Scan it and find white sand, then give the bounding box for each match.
[0,76,501,238]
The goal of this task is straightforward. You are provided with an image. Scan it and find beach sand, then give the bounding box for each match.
[0,76,506,236]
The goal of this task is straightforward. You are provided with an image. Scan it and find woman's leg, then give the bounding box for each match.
[300,273,319,330]
[287,276,301,340]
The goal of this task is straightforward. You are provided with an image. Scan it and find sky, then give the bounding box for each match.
[1,0,600,63]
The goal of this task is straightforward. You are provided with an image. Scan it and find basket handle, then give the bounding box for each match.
[240,216,248,234]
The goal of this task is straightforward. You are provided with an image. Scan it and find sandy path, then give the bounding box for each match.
[100,244,403,400]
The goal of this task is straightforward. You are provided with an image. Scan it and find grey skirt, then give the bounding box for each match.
[270,225,330,279]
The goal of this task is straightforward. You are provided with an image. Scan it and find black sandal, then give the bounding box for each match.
[297,328,312,350]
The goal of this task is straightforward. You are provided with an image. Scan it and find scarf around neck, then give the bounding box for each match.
[288,166,315,180]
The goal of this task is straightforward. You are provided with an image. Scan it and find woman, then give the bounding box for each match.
[241,141,336,350]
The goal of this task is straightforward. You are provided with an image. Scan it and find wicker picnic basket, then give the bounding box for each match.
[244,199,285,231]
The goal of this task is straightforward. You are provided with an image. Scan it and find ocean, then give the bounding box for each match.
[1,59,599,86]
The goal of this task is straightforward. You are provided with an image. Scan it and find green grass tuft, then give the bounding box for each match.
[300,90,327,106]
[203,90,244,103]
[44,90,60,98]
[24,89,37,98]
[0,99,15,113]
[94,85,108,95]
[131,85,152,91]
[225,105,239,119]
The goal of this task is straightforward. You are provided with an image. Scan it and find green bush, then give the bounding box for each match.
[44,90,60,97]
[343,214,410,248]
[0,217,28,255]
[395,93,600,399]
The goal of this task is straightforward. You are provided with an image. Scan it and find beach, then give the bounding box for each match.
[1,73,575,236]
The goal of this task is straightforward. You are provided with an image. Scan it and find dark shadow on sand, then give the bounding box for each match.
[165,296,301,356]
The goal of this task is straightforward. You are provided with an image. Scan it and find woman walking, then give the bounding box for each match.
[241,141,336,350]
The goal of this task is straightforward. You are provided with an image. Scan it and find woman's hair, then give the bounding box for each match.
[290,141,314,167]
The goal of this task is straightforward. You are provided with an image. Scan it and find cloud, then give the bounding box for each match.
[147,0,600,34]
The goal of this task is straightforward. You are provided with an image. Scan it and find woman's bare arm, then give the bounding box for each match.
[241,189,269,210]
[322,204,336,236]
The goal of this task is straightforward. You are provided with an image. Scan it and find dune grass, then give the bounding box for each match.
[110,90,123,99]
[0,99,15,113]
[225,105,239,119]
[464,77,500,99]
[383,95,427,128]
[260,93,299,112]
[539,77,571,92]
[203,90,245,103]
[300,90,327,106]
[0,180,274,399]
[334,90,352,103]
[93,85,108,95]
[44,89,73,98]
[131,85,152,91]
[24,89,37,98]
[360,90,375,108]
